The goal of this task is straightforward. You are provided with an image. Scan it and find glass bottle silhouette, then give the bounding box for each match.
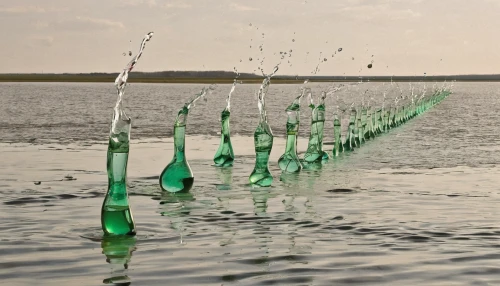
[278,94,303,173]
[214,80,236,167]
[332,112,342,157]
[249,66,278,187]
[160,87,213,193]
[213,108,234,167]
[303,92,328,163]
[160,106,194,193]
[102,119,136,236]
[101,31,154,236]
[343,107,357,151]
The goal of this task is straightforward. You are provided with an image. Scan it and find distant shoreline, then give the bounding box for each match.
[1,72,500,83]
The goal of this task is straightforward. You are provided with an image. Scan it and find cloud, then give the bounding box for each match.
[229,3,259,11]
[122,0,157,7]
[164,3,192,9]
[341,4,420,21]
[49,16,125,32]
[31,36,54,47]
[0,5,67,13]
[76,17,124,29]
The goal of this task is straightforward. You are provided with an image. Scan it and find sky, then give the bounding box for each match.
[1,0,499,76]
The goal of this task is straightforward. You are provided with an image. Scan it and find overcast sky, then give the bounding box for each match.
[1,0,499,75]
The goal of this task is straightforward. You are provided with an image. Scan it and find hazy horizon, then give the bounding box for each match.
[2,0,499,76]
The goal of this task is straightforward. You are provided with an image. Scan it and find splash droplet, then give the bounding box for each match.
[292,39,295,42]
[367,64,373,68]
[338,48,343,52]
[352,57,355,60]
[323,58,327,62]
[289,49,292,53]
[249,23,252,26]
[128,51,132,56]
[249,57,253,61]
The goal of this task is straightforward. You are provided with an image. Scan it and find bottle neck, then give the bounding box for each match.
[284,133,298,154]
[173,125,186,161]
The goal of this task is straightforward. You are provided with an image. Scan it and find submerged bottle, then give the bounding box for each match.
[102,117,136,236]
[214,80,236,167]
[278,93,304,173]
[303,91,328,164]
[249,65,279,187]
[160,87,212,193]
[343,106,357,151]
[332,112,342,157]
[160,109,194,193]
[101,32,153,236]
[213,108,234,167]
[249,122,274,186]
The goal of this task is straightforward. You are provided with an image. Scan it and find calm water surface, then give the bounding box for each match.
[1,82,500,285]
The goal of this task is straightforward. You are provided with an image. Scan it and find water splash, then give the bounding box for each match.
[111,32,154,137]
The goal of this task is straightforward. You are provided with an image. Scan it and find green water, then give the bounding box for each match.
[102,150,136,236]
[101,205,136,236]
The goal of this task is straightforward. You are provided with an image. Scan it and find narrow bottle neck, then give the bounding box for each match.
[284,133,298,154]
[173,125,187,161]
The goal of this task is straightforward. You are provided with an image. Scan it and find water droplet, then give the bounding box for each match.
[128,51,132,56]
[249,57,253,61]
[250,45,252,48]
[122,52,126,56]
[371,55,374,57]
[240,59,242,62]
[338,48,343,52]
[352,57,355,60]
[292,39,295,42]
[289,49,292,53]
[367,64,373,68]
[249,23,252,26]
[323,58,327,62]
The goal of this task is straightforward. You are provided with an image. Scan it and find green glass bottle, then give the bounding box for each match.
[213,108,234,167]
[160,87,213,192]
[102,127,136,236]
[160,107,194,193]
[303,92,328,163]
[278,94,303,173]
[101,32,154,236]
[250,122,274,186]
[332,112,342,157]
[343,107,357,151]
[249,65,279,187]
[214,80,236,167]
